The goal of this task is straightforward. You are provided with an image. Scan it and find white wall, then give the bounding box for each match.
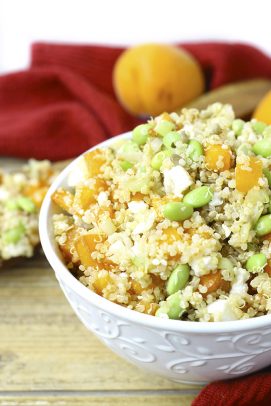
[0,0,271,73]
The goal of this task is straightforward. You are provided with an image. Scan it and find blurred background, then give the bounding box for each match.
[0,0,270,73]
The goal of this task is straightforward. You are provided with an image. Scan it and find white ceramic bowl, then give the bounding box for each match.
[39,132,271,385]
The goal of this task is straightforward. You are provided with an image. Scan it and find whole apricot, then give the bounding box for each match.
[113,43,204,117]
[253,90,271,125]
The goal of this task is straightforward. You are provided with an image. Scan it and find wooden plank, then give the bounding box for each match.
[0,259,198,392]
[185,79,271,118]
[0,394,197,406]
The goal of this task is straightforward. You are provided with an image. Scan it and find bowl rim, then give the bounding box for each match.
[39,132,271,334]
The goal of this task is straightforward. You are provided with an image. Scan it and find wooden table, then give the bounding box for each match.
[0,256,200,405]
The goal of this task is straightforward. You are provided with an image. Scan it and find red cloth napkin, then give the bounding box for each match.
[0,42,271,160]
[193,371,271,406]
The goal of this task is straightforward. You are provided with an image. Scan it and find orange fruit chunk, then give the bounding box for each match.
[200,270,230,296]
[253,90,271,125]
[205,144,232,172]
[235,157,263,193]
[83,149,106,178]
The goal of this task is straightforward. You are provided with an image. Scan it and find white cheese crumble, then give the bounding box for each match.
[190,255,218,276]
[230,268,249,295]
[67,158,87,187]
[128,201,148,213]
[133,211,156,235]
[209,192,223,207]
[163,166,193,196]
[97,191,109,206]
[207,299,237,321]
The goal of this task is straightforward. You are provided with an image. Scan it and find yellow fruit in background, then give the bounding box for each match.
[253,90,271,124]
[113,43,204,117]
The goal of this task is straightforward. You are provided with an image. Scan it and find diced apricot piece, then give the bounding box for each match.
[52,189,74,214]
[131,279,147,295]
[24,184,48,208]
[75,234,115,270]
[132,192,145,201]
[265,262,271,277]
[74,178,108,212]
[59,227,78,262]
[205,144,232,172]
[75,234,103,268]
[200,270,230,296]
[161,227,181,244]
[83,149,106,177]
[97,205,114,219]
[131,275,164,296]
[93,272,111,294]
[74,185,95,211]
[235,157,263,193]
[138,300,159,315]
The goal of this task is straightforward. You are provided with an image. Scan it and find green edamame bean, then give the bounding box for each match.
[183,186,213,208]
[120,160,133,171]
[252,121,267,135]
[17,196,36,213]
[163,131,181,149]
[5,200,19,211]
[163,202,193,222]
[218,258,234,272]
[156,291,185,319]
[132,124,151,145]
[3,223,25,244]
[119,141,142,163]
[151,150,171,170]
[246,253,267,273]
[155,120,175,137]
[263,126,271,138]
[255,214,271,236]
[187,140,203,161]
[232,119,245,136]
[166,264,190,295]
[252,138,271,158]
[263,168,271,188]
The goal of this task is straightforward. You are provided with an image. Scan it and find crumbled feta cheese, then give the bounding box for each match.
[0,187,9,201]
[97,191,108,206]
[128,201,148,213]
[67,158,87,187]
[222,224,231,238]
[207,299,237,321]
[191,255,218,276]
[163,166,193,196]
[133,210,156,235]
[209,192,223,206]
[231,268,249,295]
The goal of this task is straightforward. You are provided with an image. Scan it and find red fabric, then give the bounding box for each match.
[0,42,271,160]
[193,372,271,406]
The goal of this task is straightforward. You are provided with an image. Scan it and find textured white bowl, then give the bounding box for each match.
[39,132,271,385]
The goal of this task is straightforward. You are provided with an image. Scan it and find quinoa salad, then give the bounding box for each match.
[0,160,56,262]
[52,103,271,322]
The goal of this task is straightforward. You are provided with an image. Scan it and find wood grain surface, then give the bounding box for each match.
[0,256,199,405]
[185,79,271,119]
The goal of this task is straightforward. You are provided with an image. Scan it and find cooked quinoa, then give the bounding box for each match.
[52,103,271,322]
[0,160,56,262]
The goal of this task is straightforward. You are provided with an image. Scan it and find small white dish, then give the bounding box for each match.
[39,133,271,385]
